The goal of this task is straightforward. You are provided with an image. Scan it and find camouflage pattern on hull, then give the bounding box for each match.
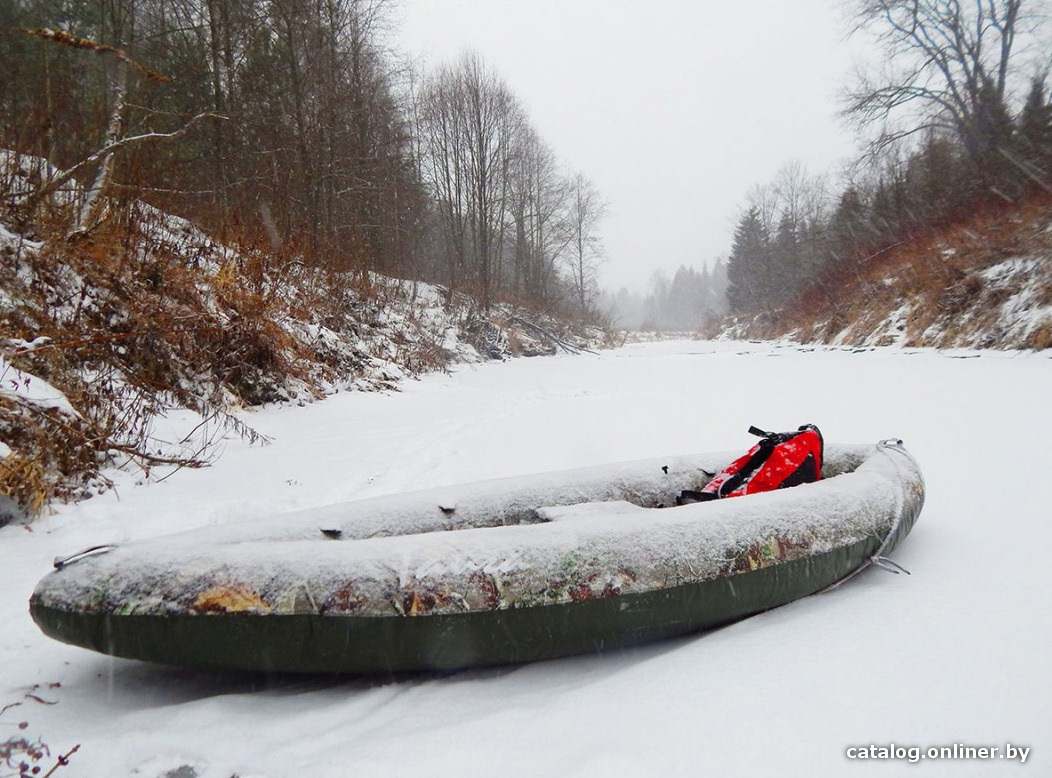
[30,443,924,673]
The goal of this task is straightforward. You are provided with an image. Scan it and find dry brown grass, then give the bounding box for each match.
[0,453,47,518]
[1025,321,1052,350]
[0,197,383,515]
[766,192,1052,349]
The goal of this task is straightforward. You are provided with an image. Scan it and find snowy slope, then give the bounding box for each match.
[0,169,607,512]
[2,340,1050,777]
[719,202,1052,351]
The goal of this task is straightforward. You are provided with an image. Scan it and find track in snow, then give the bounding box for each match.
[3,340,1049,777]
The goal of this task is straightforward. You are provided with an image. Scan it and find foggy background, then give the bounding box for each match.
[396,0,869,293]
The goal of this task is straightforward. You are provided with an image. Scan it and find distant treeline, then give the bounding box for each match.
[0,0,605,317]
[725,0,1052,318]
[603,262,727,331]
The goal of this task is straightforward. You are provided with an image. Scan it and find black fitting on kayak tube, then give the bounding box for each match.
[53,545,117,570]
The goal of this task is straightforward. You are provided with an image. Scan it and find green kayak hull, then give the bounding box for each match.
[31,536,878,674]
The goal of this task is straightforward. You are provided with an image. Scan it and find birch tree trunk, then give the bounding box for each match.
[71,67,127,235]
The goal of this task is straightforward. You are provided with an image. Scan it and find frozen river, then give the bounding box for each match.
[3,340,1049,777]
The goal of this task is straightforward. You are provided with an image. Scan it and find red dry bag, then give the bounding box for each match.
[679,425,824,504]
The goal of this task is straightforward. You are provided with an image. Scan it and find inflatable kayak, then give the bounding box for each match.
[30,441,924,673]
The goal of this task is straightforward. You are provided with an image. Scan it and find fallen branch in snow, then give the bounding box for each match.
[0,686,77,778]
[507,315,597,355]
[177,407,272,448]
[0,701,21,717]
[2,337,53,355]
[4,331,137,358]
[40,744,79,777]
[107,443,209,470]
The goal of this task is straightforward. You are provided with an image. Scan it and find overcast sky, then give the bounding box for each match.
[395,0,870,293]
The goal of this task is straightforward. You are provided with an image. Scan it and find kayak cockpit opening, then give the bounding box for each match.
[307,446,874,543]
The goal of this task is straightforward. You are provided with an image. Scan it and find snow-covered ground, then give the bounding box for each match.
[3,340,1050,777]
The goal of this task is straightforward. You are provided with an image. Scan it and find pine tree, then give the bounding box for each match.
[973,76,1017,188]
[1017,75,1052,170]
[726,208,771,313]
[828,187,867,262]
[870,180,891,240]
[913,133,966,223]
[771,210,800,305]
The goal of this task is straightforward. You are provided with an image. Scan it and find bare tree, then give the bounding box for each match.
[417,52,521,307]
[844,0,1032,173]
[460,52,520,308]
[418,60,470,291]
[771,161,827,229]
[745,180,779,234]
[566,172,607,313]
[509,124,571,303]
[7,8,606,317]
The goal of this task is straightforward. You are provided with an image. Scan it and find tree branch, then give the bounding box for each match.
[24,113,227,215]
[20,28,171,83]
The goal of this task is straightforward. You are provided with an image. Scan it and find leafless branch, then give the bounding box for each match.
[20,28,171,83]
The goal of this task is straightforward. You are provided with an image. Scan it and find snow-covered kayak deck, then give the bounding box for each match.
[31,442,923,673]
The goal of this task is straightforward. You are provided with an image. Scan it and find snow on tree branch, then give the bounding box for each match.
[20,27,171,83]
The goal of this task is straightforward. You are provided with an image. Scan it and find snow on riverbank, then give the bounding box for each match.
[2,339,1050,777]
[718,201,1052,352]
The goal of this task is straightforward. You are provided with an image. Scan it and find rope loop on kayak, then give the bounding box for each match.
[870,555,911,575]
[53,544,117,570]
[820,439,916,592]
